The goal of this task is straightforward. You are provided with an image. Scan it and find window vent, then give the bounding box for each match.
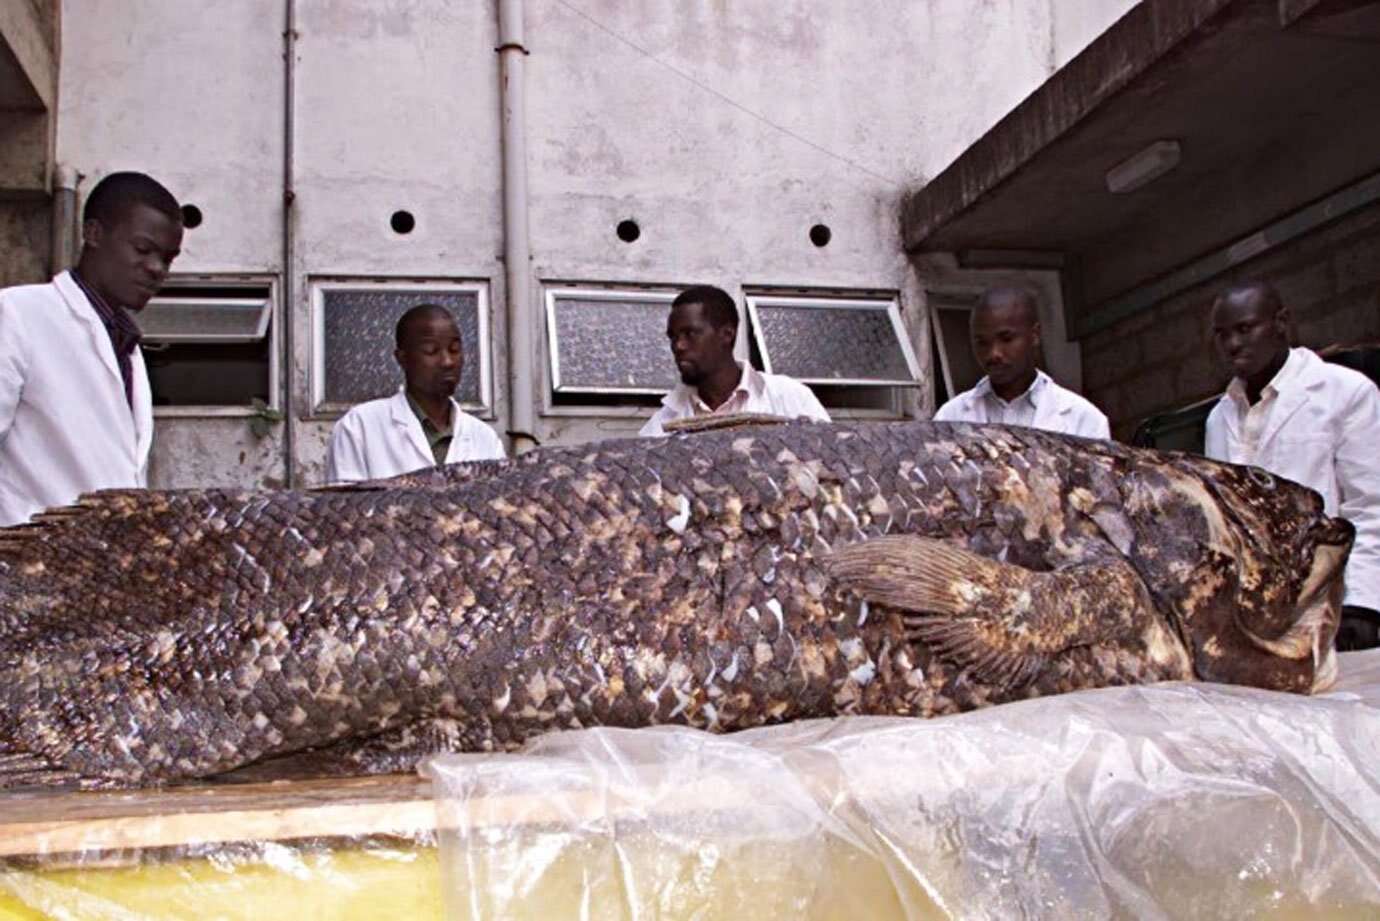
[310,280,491,415]
[138,281,275,410]
[545,287,679,396]
[745,294,920,388]
[927,293,984,402]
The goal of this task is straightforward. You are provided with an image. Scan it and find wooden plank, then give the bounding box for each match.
[0,762,809,863]
[0,774,437,859]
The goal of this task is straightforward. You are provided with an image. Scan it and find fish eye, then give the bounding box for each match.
[1247,468,1276,491]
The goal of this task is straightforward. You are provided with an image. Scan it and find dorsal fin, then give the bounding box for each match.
[664,412,793,435]
[0,489,153,556]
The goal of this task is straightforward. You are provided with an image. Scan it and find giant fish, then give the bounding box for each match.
[0,420,1354,788]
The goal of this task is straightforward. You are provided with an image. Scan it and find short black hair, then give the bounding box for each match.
[395,303,456,348]
[974,286,1040,327]
[1215,280,1285,316]
[672,285,738,330]
[82,172,182,227]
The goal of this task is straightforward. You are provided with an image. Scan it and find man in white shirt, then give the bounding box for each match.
[0,171,183,526]
[933,287,1109,439]
[640,285,829,436]
[1205,281,1380,651]
[327,304,505,482]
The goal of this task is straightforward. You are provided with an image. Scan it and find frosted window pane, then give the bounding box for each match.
[754,301,914,384]
[322,289,481,406]
[551,295,679,393]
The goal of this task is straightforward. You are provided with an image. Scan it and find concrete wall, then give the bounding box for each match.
[1083,201,1380,441]
[0,0,58,287]
[49,0,1136,488]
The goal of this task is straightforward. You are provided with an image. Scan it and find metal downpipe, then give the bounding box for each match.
[49,163,79,275]
[281,0,298,486]
[497,0,537,454]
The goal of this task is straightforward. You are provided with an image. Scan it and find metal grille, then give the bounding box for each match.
[547,289,679,394]
[317,285,485,409]
[747,296,918,386]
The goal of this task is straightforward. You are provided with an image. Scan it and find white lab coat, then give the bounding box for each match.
[1206,347,1380,612]
[0,271,153,527]
[326,390,506,483]
[933,370,1110,439]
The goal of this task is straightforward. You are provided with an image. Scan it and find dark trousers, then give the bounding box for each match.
[1338,605,1380,651]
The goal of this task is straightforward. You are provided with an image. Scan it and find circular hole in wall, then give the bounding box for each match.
[180,204,204,229]
[809,223,832,247]
[616,219,641,243]
[390,210,416,235]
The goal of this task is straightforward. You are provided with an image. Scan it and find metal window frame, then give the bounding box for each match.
[138,296,273,344]
[309,278,492,418]
[146,274,281,419]
[744,292,921,388]
[926,293,979,402]
[544,285,680,397]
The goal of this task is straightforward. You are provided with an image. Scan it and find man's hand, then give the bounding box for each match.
[1337,606,1380,651]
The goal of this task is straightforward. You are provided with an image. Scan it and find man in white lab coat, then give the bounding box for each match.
[933,287,1110,439]
[0,171,183,527]
[1205,281,1380,651]
[327,304,505,482]
[640,285,829,436]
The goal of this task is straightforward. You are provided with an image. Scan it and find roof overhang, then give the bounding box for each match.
[902,0,1380,336]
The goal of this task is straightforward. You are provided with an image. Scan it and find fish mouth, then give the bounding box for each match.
[1238,517,1352,692]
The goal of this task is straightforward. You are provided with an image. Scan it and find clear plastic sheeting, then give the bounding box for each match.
[428,650,1380,921]
[0,776,444,920]
[0,840,441,921]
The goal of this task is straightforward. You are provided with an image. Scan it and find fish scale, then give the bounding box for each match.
[0,420,1354,787]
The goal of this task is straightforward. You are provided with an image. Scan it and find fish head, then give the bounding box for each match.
[1127,455,1353,693]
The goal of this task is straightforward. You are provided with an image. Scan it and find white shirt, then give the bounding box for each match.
[933,369,1110,439]
[326,390,506,483]
[640,363,830,436]
[0,271,154,526]
[1206,347,1380,611]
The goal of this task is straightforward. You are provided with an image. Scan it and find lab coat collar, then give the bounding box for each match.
[972,369,1064,414]
[53,271,145,454]
[660,363,763,413]
[1225,348,1318,449]
[388,389,473,465]
[54,270,126,396]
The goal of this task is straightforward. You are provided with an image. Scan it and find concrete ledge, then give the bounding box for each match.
[0,0,56,111]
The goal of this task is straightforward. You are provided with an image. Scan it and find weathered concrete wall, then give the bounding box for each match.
[1083,202,1380,441]
[0,0,59,285]
[0,199,48,288]
[51,0,1134,487]
[55,0,287,488]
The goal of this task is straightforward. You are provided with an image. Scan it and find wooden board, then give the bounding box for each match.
[0,762,821,866]
[0,774,437,860]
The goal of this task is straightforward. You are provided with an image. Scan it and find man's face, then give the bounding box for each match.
[667,301,734,386]
[395,313,463,400]
[83,203,183,311]
[1211,291,1288,381]
[970,302,1040,391]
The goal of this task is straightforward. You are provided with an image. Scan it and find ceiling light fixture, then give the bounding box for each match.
[1106,140,1181,194]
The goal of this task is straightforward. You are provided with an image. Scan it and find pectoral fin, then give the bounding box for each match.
[823,536,1154,690]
